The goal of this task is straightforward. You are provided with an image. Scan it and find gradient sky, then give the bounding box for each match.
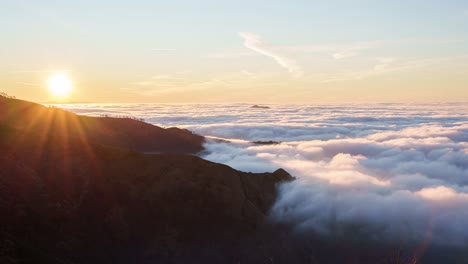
[1,0,468,103]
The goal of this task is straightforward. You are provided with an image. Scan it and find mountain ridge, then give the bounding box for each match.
[0,96,204,154]
[0,95,295,263]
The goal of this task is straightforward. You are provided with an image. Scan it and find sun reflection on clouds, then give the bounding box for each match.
[416,186,468,202]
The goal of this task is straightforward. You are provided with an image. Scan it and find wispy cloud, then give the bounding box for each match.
[238,32,303,78]
[278,41,380,60]
[331,42,379,60]
[213,39,380,63]
[321,57,439,83]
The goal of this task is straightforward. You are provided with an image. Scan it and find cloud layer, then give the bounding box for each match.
[59,102,468,246]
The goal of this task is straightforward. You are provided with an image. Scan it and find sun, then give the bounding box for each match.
[48,74,72,98]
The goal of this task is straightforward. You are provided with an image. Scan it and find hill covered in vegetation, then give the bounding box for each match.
[0,95,295,263]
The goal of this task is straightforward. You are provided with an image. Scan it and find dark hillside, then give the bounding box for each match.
[0,96,204,154]
[0,95,294,263]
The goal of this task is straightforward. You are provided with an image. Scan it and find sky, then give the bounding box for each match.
[1,0,468,103]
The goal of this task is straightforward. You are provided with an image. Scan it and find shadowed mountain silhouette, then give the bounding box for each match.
[250,104,270,109]
[0,95,296,263]
[0,96,204,154]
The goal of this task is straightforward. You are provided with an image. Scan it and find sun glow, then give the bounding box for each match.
[48,74,72,98]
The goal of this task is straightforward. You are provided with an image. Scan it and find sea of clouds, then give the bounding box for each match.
[59,102,468,246]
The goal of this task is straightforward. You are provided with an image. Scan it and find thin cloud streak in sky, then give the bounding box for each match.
[210,40,379,60]
[320,57,442,83]
[238,32,303,77]
[331,41,380,60]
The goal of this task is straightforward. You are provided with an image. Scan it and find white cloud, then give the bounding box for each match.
[238,32,303,77]
[58,102,468,246]
[197,123,468,245]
